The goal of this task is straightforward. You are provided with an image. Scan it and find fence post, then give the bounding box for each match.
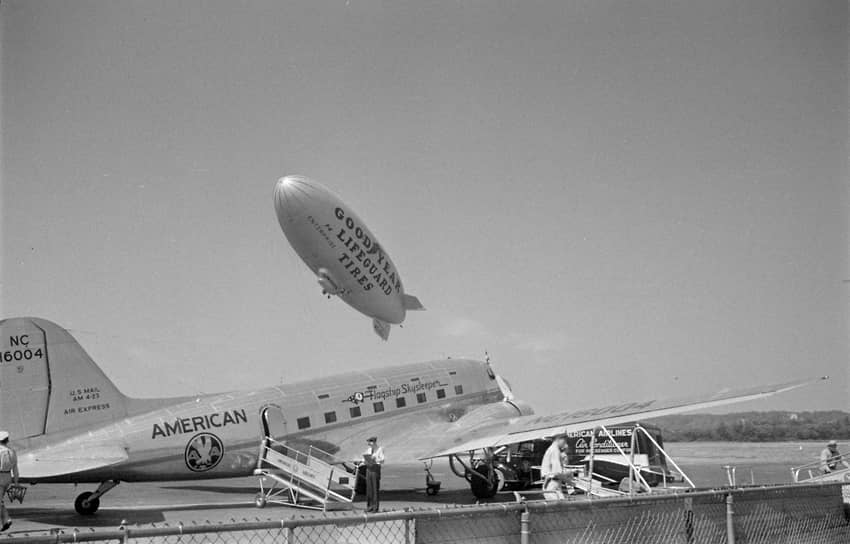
[404,517,411,544]
[726,493,735,544]
[520,508,530,544]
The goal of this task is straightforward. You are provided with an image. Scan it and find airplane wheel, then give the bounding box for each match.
[254,494,267,508]
[426,485,438,496]
[470,466,501,499]
[74,492,100,515]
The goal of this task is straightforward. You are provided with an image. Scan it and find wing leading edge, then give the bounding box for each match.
[421,376,827,459]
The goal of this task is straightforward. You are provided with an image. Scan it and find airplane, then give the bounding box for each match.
[274,175,424,340]
[0,317,823,515]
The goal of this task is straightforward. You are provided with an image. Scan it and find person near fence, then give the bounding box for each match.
[820,440,850,473]
[541,434,572,500]
[363,436,384,512]
[0,431,19,531]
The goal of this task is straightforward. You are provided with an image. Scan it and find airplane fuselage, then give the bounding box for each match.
[21,358,502,483]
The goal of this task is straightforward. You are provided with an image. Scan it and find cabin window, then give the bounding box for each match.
[324,411,337,424]
[297,416,311,430]
[436,389,446,399]
[350,406,362,418]
[455,385,464,395]
[396,397,407,408]
[373,401,384,413]
[317,393,330,400]
[416,392,427,404]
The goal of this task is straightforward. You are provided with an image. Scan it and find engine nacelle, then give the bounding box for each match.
[455,399,535,429]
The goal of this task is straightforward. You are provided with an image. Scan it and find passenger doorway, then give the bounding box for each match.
[261,405,288,440]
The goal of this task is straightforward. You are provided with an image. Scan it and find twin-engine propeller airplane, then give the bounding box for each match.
[0,317,824,515]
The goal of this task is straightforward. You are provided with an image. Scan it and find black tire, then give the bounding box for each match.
[74,491,100,515]
[254,494,267,508]
[426,485,438,496]
[469,465,499,499]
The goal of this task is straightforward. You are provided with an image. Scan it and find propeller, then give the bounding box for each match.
[485,351,515,402]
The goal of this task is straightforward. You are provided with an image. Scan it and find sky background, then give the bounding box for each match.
[2,1,847,416]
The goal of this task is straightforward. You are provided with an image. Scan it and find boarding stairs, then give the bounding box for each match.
[254,437,356,511]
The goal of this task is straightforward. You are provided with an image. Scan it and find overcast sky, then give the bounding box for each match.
[2,1,847,415]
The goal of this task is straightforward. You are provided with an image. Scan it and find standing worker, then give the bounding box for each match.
[541,435,572,500]
[820,440,850,474]
[0,431,19,531]
[363,436,384,512]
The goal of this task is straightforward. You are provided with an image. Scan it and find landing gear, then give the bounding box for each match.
[74,492,99,516]
[450,452,503,500]
[74,480,120,515]
[469,463,503,499]
[424,461,441,496]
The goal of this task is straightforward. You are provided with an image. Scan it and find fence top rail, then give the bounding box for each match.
[2,481,843,543]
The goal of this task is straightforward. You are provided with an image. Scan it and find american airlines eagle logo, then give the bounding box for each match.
[184,433,224,472]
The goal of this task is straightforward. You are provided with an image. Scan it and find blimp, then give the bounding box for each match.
[274,175,424,340]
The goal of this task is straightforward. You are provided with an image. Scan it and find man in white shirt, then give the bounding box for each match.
[540,435,571,500]
[363,436,385,512]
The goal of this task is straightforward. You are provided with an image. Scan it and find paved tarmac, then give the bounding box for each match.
[1,443,811,537]
[3,462,484,536]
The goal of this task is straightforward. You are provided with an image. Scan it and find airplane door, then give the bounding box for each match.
[261,406,287,440]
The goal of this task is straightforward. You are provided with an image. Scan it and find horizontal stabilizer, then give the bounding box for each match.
[20,443,128,479]
[402,294,424,311]
[373,319,390,341]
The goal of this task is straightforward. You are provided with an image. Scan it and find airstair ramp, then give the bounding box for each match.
[254,437,356,511]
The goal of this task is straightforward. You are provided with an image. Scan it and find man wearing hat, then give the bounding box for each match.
[820,440,850,474]
[0,431,19,531]
[362,436,385,512]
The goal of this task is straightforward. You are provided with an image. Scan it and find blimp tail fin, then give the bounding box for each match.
[372,319,391,341]
[402,294,425,311]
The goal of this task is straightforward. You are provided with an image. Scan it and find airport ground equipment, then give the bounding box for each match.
[791,458,850,485]
[253,437,356,511]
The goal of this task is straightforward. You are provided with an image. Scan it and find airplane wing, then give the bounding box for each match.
[421,376,826,459]
[20,443,129,479]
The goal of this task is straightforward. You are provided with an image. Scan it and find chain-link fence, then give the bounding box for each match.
[2,483,849,544]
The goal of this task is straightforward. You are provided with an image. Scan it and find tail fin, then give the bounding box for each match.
[402,294,425,311]
[372,318,391,341]
[0,317,129,439]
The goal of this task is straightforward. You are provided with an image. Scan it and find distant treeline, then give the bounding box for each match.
[647,411,850,442]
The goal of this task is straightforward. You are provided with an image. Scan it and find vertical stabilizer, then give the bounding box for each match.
[0,317,129,439]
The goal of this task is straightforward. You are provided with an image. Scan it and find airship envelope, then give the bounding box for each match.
[274,175,424,340]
